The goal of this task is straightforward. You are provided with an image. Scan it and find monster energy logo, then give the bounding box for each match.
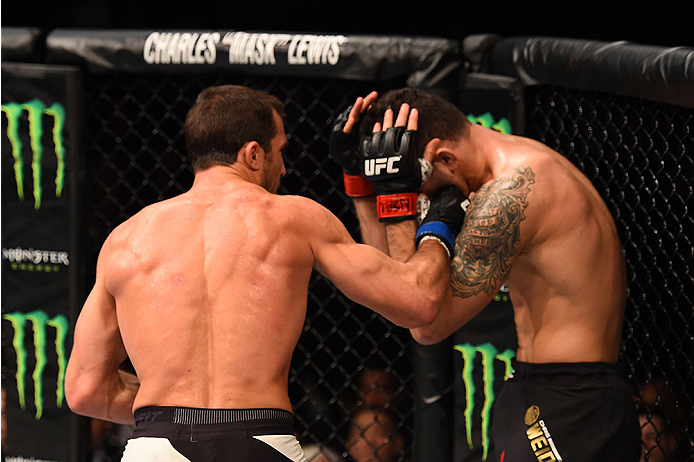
[468,112,512,134]
[3,310,69,419]
[2,99,66,210]
[454,342,515,461]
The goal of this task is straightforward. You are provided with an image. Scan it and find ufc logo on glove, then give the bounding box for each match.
[363,156,402,176]
[360,126,432,222]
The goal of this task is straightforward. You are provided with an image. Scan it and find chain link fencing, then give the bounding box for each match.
[525,85,693,461]
[81,76,693,462]
[83,72,415,461]
[2,28,690,462]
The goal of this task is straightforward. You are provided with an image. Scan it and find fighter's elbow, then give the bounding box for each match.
[65,380,93,417]
[406,295,439,328]
[65,369,99,418]
[411,271,448,327]
[410,326,444,345]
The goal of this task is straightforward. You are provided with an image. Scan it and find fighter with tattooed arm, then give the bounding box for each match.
[330,88,640,462]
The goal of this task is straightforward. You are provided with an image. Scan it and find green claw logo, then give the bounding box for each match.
[467,113,512,135]
[454,342,515,460]
[2,99,66,210]
[3,310,69,419]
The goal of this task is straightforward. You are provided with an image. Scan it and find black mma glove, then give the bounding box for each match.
[329,105,375,198]
[415,186,468,259]
[361,126,432,221]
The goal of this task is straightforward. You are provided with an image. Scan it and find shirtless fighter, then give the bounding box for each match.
[330,88,641,461]
[64,85,463,462]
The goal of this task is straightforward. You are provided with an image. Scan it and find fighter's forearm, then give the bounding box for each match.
[67,367,139,425]
[353,196,389,253]
[389,219,451,319]
[384,219,417,263]
[106,372,139,425]
[384,219,472,344]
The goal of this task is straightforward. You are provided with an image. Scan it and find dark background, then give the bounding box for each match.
[2,0,692,48]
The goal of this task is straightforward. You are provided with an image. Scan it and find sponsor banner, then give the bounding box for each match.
[45,29,462,87]
[413,77,522,462]
[452,77,523,462]
[459,73,525,136]
[453,337,516,462]
[451,284,517,462]
[2,62,83,461]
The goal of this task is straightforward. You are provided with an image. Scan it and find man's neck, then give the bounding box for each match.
[192,165,259,190]
[458,124,495,193]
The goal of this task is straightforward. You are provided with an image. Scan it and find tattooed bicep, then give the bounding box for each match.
[450,167,535,298]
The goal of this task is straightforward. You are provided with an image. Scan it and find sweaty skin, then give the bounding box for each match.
[416,124,626,363]
[356,104,626,364]
[65,111,450,425]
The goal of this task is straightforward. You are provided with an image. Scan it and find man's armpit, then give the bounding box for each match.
[450,167,535,298]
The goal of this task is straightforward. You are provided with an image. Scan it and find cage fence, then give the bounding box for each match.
[526,85,694,461]
[80,73,693,462]
[84,72,414,461]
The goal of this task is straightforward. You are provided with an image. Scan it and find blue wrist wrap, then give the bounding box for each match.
[415,221,456,255]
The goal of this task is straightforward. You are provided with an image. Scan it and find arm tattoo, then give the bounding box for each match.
[450,167,535,298]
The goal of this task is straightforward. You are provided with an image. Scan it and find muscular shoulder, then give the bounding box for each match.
[97,200,173,267]
[274,193,329,217]
[490,136,612,256]
[271,195,354,255]
[101,202,160,245]
[450,145,572,298]
[511,142,599,223]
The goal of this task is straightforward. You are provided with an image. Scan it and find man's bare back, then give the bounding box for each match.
[104,173,314,413]
[64,85,465,462]
[66,108,452,426]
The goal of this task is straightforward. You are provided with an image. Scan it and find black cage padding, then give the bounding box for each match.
[490,37,694,108]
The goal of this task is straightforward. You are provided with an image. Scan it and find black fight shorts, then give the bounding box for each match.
[492,361,640,462]
[121,407,308,462]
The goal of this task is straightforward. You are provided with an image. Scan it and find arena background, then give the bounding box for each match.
[1,0,693,48]
[1,4,693,462]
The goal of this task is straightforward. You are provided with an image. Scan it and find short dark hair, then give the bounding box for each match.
[185,85,285,172]
[359,88,470,157]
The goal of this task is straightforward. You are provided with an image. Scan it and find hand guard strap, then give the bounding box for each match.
[329,105,361,175]
[343,173,375,198]
[416,221,456,259]
[376,193,418,222]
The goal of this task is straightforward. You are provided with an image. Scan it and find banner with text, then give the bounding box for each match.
[2,62,83,462]
[44,29,463,96]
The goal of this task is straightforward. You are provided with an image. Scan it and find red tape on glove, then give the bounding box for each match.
[343,173,375,198]
[377,193,418,222]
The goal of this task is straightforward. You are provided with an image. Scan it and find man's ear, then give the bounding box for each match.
[243,141,263,171]
[424,138,458,174]
[422,138,440,164]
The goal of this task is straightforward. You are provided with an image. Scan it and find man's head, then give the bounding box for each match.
[639,410,677,462]
[357,368,402,409]
[185,85,287,192]
[359,88,471,194]
[347,407,404,462]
